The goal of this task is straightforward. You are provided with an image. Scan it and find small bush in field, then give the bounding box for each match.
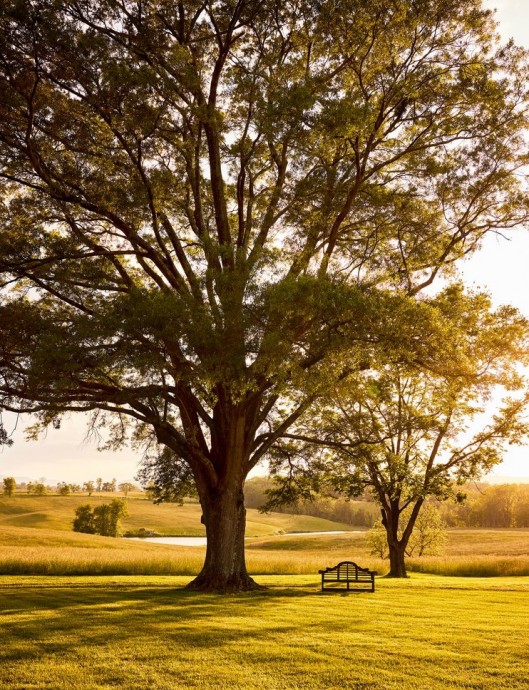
[73,504,96,534]
[73,499,128,537]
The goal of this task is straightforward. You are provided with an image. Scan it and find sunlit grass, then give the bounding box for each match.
[1,525,528,577]
[0,526,379,576]
[1,520,528,688]
[0,574,528,689]
[407,556,529,577]
[0,495,354,535]
[2,496,529,578]
[405,528,529,577]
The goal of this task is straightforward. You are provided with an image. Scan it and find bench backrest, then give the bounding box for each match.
[321,561,371,576]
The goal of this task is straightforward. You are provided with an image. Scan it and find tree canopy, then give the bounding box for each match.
[2,476,16,496]
[0,0,528,590]
[266,288,529,576]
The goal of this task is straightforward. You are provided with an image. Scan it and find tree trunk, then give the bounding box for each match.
[387,541,408,578]
[185,486,265,593]
[381,504,409,578]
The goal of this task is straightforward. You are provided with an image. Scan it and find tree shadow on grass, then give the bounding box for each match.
[0,581,387,690]
[0,578,340,665]
[2,578,524,690]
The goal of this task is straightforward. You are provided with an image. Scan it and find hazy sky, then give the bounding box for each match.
[1,1,529,484]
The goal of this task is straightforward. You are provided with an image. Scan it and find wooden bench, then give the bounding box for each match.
[318,561,377,592]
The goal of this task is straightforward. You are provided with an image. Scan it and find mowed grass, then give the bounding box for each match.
[0,573,527,690]
[1,508,528,688]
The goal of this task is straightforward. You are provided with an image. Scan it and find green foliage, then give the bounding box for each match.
[367,521,390,559]
[2,477,15,496]
[27,482,47,496]
[92,504,114,537]
[72,504,96,535]
[57,483,71,496]
[406,504,448,557]
[368,504,447,559]
[73,499,128,537]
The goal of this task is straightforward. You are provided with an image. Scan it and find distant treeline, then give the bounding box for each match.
[6,473,528,528]
[244,477,378,527]
[243,477,529,529]
[439,483,529,528]
[3,478,137,496]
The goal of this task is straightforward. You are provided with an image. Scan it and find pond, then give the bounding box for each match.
[128,530,359,547]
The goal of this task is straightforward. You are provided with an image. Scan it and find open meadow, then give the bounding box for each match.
[0,497,528,688]
[0,493,355,536]
[0,574,528,690]
[1,495,528,577]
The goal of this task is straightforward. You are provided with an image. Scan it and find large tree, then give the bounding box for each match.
[265,289,529,577]
[0,0,528,591]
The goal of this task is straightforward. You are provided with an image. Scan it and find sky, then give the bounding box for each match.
[1,1,529,485]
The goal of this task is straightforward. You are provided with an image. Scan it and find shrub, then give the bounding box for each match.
[73,504,96,534]
[73,499,128,537]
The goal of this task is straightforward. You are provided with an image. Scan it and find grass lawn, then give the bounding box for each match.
[0,574,527,690]
[1,502,528,687]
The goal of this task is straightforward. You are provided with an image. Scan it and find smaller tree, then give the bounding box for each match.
[118,482,136,497]
[3,476,16,496]
[93,499,128,537]
[93,504,112,535]
[267,289,529,577]
[57,483,71,496]
[83,481,95,496]
[406,503,448,558]
[366,521,389,559]
[368,503,447,560]
[96,478,103,492]
[101,480,117,493]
